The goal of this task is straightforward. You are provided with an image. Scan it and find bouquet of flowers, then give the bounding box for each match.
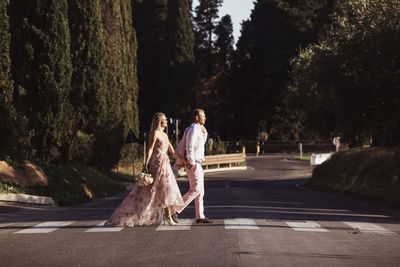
[136,171,154,187]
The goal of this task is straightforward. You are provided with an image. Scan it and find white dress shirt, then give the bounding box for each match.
[185,123,207,166]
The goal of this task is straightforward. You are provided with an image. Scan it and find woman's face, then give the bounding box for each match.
[160,115,168,128]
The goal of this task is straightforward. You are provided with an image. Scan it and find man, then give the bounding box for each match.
[173,109,213,224]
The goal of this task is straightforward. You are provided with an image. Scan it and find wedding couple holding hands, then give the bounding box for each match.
[105,109,213,227]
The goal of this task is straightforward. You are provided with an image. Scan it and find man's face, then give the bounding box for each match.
[197,111,206,125]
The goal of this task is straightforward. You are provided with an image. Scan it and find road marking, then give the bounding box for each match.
[85,221,123,233]
[15,221,74,234]
[156,219,193,231]
[224,218,260,230]
[285,221,329,232]
[343,222,396,235]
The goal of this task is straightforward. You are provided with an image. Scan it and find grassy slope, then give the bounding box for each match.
[0,161,131,206]
[307,147,400,206]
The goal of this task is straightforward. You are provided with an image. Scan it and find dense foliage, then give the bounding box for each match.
[0,0,17,156]
[9,0,74,162]
[2,0,400,171]
[133,0,195,130]
[230,0,332,139]
[2,0,139,169]
[281,0,400,146]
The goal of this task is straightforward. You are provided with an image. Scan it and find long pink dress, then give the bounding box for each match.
[105,133,184,227]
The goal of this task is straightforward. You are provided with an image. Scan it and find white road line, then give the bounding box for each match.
[224,218,260,230]
[15,221,74,234]
[343,222,396,235]
[156,219,193,231]
[285,221,329,232]
[85,221,123,233]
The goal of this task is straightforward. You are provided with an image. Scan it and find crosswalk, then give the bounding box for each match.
[6,219,397,235]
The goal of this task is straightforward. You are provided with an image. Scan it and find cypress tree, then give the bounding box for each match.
[133,0,168,130]
[120,0,139,138]
[0,0,16,156]
[99,0,139,169]
[193,0,223,80]
[9,0,74,162]
[67,0,107,133]
[214,14,234,71]
[162,0,196,120]
[231,0,332,138]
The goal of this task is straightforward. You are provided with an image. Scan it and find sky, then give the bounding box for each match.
[192,0,255,45]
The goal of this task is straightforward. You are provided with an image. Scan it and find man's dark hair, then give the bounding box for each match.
[191,109,204,122]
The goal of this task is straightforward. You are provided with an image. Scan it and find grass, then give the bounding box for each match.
[0,160,128,206]
[294,155,311,161]
[307,147,400,206]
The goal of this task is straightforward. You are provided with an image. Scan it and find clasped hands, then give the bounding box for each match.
[184,161,196,171]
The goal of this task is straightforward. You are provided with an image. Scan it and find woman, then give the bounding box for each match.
[105,112,186,227]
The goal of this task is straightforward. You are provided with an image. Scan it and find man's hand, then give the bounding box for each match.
[185,162,196,171]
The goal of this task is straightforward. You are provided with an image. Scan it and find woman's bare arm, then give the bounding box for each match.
[145,131,158,170]
[167,137,187,165]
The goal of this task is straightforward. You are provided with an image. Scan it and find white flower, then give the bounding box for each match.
[136,172,154,186]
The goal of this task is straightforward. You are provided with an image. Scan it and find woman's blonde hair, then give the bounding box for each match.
[148,112,165,149]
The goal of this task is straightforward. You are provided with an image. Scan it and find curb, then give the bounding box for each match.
[0,193,57,206]
[295,183,313,192]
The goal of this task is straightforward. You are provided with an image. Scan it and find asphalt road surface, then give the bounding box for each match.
[1,154,400,267]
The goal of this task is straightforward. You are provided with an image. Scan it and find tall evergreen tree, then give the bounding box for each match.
[67,0,107,132]
[133,0,168,131]
[231,0,332,138]
[162,0,196,121]
[0,0,16,156]
[193,0,223,80]
[9,0,74,162]
[120,0,139,138]
[214,14,234,71]
[99,0,139,169]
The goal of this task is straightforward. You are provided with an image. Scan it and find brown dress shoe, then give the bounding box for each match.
[196,218,213,224]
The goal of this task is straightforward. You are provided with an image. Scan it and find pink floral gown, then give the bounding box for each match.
[105,133,184,227]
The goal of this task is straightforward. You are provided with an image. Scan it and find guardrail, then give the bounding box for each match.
[202,153,246,170]
[225,140,335,154]
[310,152,334,168]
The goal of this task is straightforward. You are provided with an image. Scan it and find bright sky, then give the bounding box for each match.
[192,0,255,45]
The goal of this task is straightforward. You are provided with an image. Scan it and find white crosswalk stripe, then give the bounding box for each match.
[15,221,74,234]
[156,219,193,231]
[285,221,329,232]
[85,221,123,233]
[224,218,260,230]
[9,219,398,235]
[343,221,396,235]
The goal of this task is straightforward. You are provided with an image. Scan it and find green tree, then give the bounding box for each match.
[214,14,234,71]
[98,0,139,169]
[193,0,223,80]
[133,0,168,131]
[9,0,74,162]
[67,0,108,162]
[284,0,400,146]
[0,0,17,156]
[120,0,139,137]
[231,0,332,139]
[162,0,196,120]
[133,0,195,130]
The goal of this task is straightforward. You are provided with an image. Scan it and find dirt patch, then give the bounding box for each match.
[0,160,48,187]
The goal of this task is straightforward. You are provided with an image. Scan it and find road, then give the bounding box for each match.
[1,154,400,266]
